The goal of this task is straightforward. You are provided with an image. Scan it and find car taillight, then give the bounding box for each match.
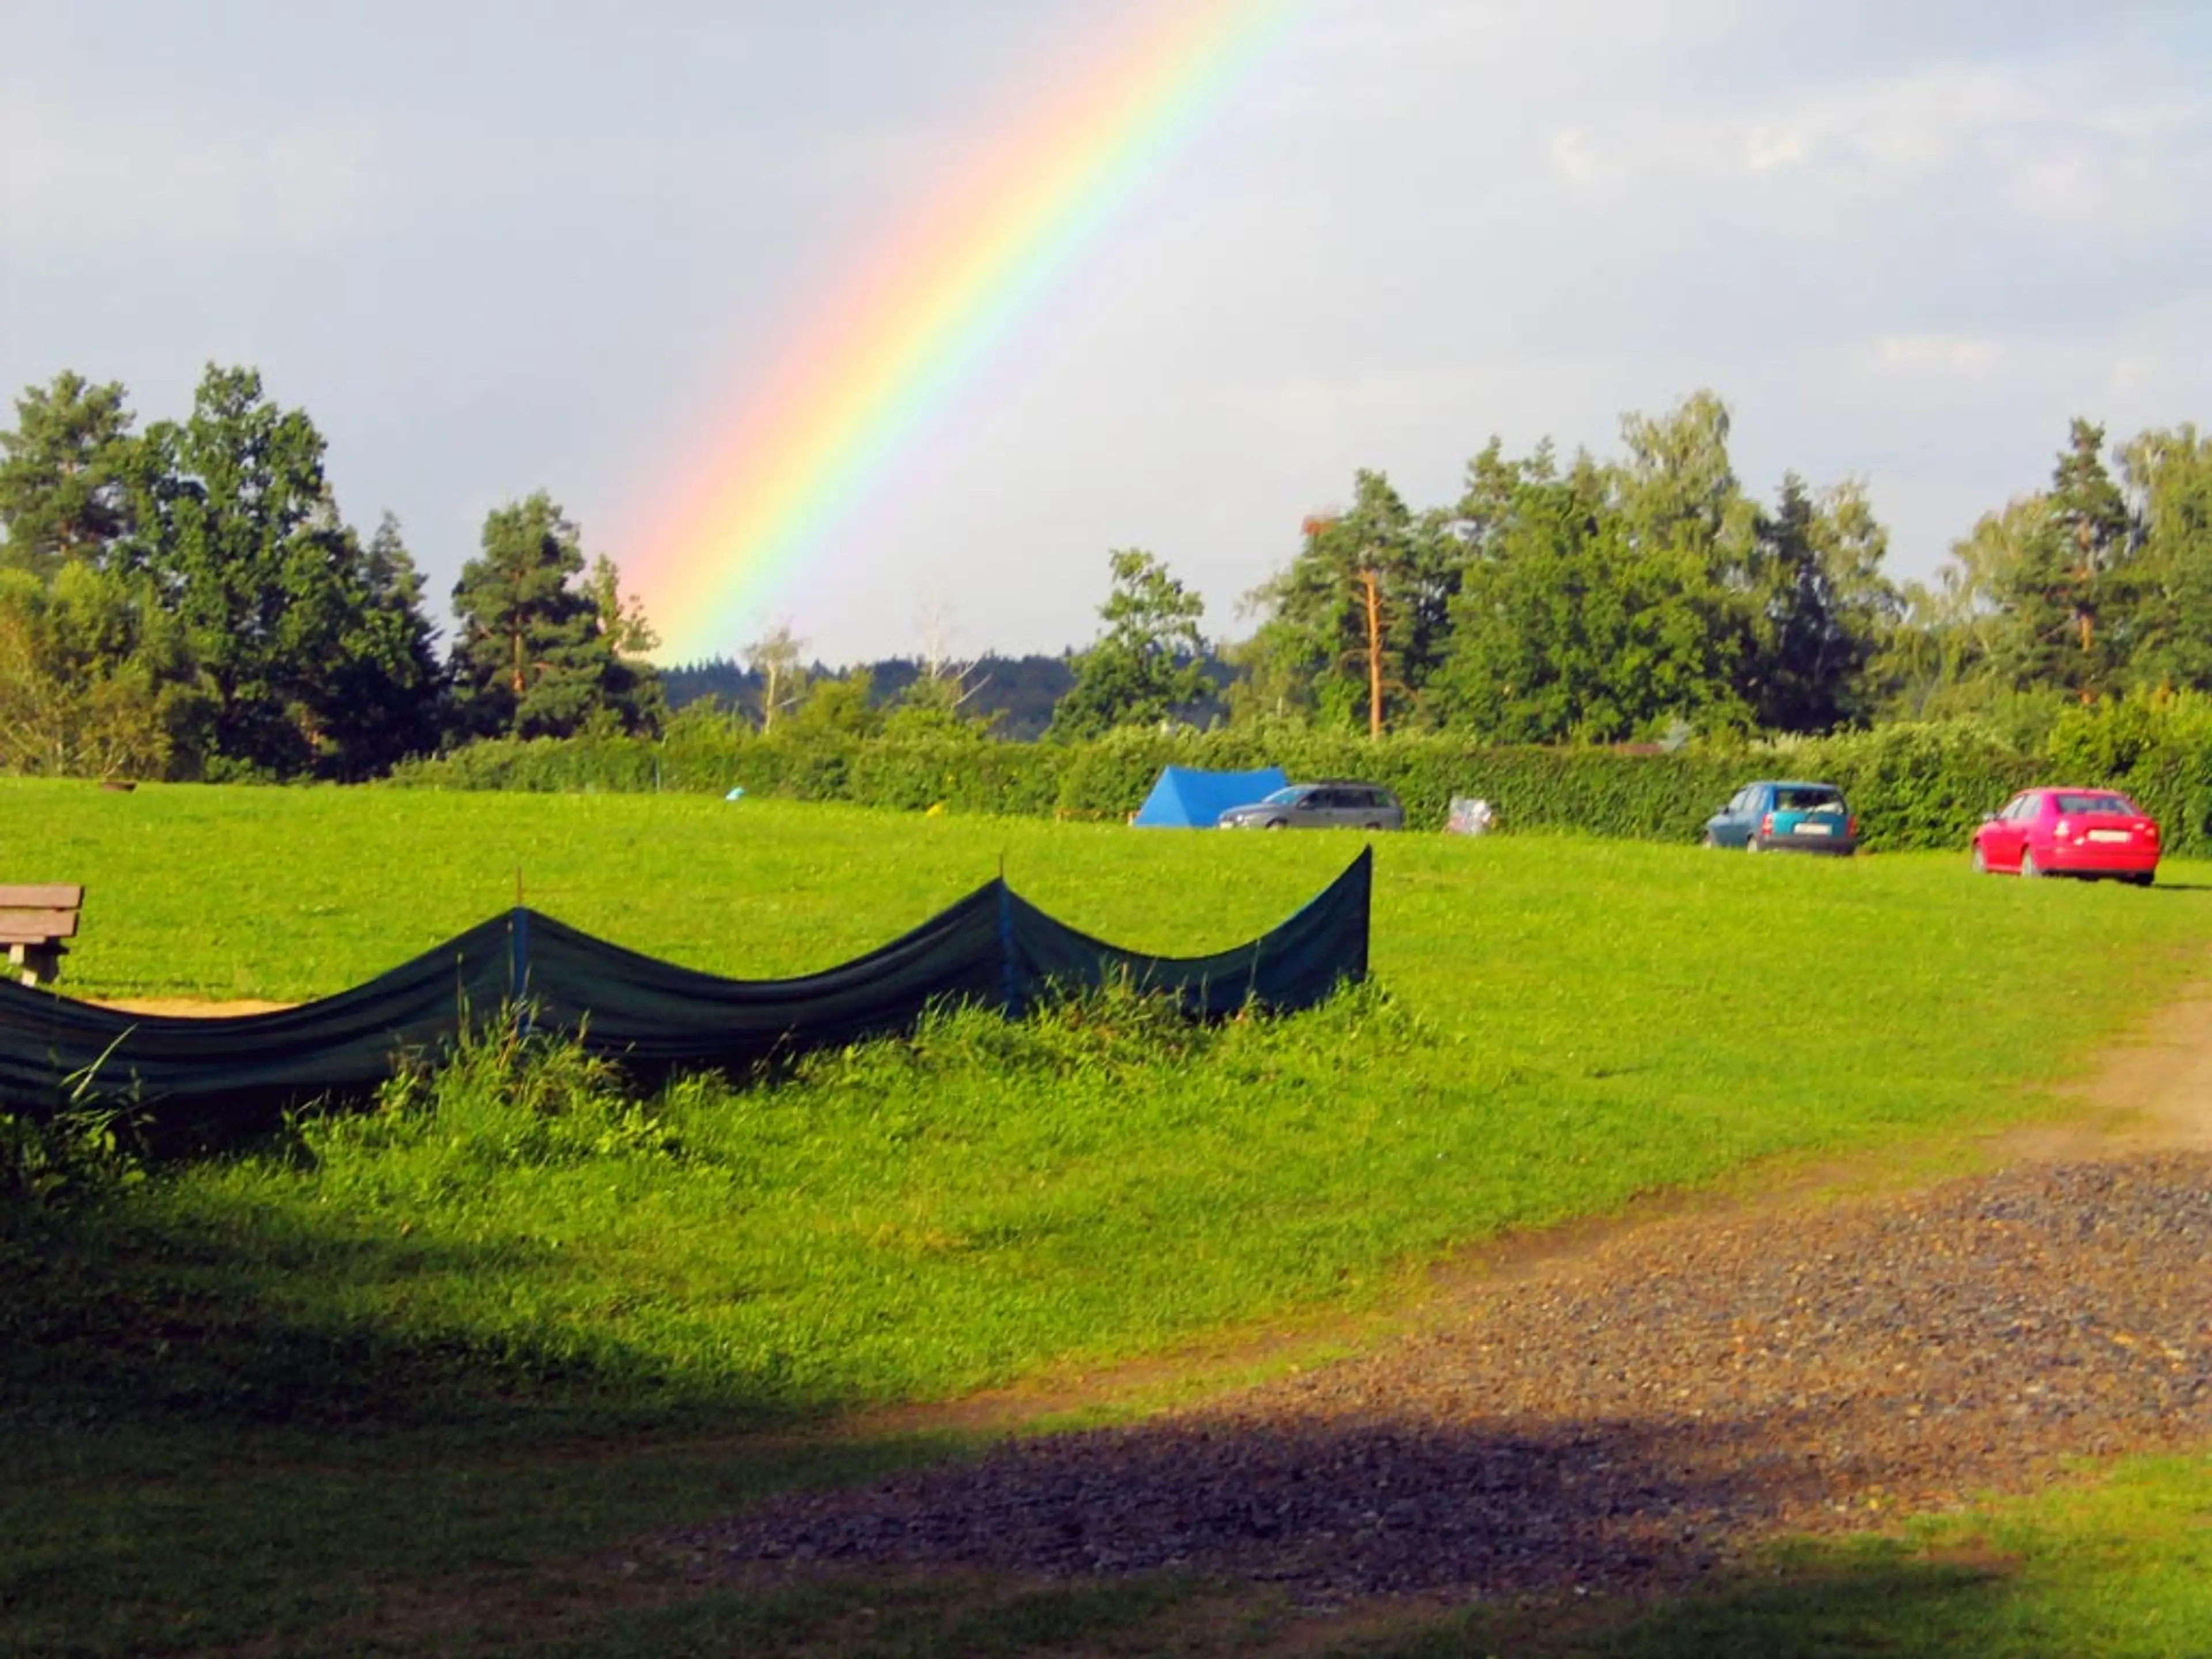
[1847,816,1858,838]
[1760,812,1774,836]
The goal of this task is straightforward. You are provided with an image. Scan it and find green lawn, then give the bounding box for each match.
[4,779,2211,1656]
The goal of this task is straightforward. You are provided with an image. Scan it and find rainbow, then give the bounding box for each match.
[627,0,1306,662]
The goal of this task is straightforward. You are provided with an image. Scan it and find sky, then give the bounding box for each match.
[3,1,2209,666]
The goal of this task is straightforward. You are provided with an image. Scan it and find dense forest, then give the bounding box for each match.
[3,364,2208,780]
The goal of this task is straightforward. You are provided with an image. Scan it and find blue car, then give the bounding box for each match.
[1703,780,1859,855]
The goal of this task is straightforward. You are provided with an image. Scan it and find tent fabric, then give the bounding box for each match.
[1131,765,1290,828]
[0,850,1370,1123]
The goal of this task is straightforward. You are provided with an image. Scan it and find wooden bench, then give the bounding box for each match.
[0,885,84,988]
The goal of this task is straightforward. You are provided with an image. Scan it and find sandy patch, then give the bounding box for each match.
[2060,988,2212,1150]
[92,998,296,1018]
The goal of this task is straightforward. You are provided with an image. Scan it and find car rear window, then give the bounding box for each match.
[1775,786,1842,812]
[2055,792,2134,816]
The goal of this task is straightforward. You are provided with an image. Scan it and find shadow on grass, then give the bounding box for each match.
[520,1539,2056,1659]
[2,1187,2192,1659]
[0,1190,944,1659]
[686,1413,1895,1605]
[0,1197,855,1444]
[7,1141,2205,1657]
[535,1573,1245,1659]
[0,1193,1961,1657]
[1430,1551,2027,1659]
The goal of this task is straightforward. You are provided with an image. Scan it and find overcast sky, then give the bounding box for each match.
[4,1,2209,665]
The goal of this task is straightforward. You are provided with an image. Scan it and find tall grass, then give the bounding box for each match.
[210,981,1435,1421]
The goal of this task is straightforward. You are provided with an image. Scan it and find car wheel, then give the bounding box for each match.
[2019,850,2041,880]
[1701,831,1718,849]
[1971,844,1987,875]
[1745,835,1762,854]
[1363,820,1383,831]
[2129,872,2155,888]
[1266,819,1287,830]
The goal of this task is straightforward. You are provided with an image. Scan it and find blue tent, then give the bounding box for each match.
[1132,764,1290,828]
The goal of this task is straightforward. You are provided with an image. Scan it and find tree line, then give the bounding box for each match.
[7,365,2209,779]
[1032,392,2212,748]
[664,653,1160,743]
[0,367,662,780]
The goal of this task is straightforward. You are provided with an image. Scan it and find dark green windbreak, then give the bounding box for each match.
[0,850,1370,1122]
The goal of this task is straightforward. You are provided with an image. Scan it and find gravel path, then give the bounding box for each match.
[690,1154,2212,1603]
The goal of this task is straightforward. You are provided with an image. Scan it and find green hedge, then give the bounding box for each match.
[2041,694,2212,856]
[387,699,2212,857]
[1780,725,2040,855]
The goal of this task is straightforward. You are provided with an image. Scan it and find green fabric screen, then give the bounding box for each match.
[0,851,1370,1123]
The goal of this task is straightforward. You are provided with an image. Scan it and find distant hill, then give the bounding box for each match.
[664,654,1076,740]
[664,653,1230,741]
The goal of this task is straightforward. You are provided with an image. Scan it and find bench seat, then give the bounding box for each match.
[0,884,84,987]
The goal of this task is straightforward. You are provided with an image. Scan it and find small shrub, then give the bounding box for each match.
[301,1012,682,1191]
[0,1105,143,1210]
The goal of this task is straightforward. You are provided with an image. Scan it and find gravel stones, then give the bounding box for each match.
[688,1154,2212,1603]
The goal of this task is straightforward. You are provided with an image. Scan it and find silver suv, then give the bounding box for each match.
[1218,781,1404,831]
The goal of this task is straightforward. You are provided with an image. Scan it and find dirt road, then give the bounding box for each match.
[685,990,2212,1605]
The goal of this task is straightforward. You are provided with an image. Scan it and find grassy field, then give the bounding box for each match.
[5,778,2211,1656]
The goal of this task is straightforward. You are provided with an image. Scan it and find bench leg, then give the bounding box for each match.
[7,942,63,988]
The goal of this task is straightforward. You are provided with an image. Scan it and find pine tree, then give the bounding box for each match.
[450,493,663,738]
[310,513,447,778]
[127,365,444,776]
[0,372,139,577]
[1998,419,2134,696]
[1746,476,1899,732]
[1240,471,1455,734]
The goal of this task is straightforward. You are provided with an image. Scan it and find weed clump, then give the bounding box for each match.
[299,1014,684,1191]
[0,1106,142,1212]
[802,976,1415,1087]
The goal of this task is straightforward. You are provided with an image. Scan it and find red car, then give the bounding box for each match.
[1971,787,2161,884]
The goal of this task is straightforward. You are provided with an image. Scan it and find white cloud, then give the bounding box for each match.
[1869,334,2003,376]
[1741,122,1809,174]
[1533,55,2210,244]
[0,96,380,252]
[1777,64,2047,175]
[1546,127,1607,188]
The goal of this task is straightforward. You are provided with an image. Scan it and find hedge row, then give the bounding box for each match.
[2041,695,2212,861]
[393,704,2212,854]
